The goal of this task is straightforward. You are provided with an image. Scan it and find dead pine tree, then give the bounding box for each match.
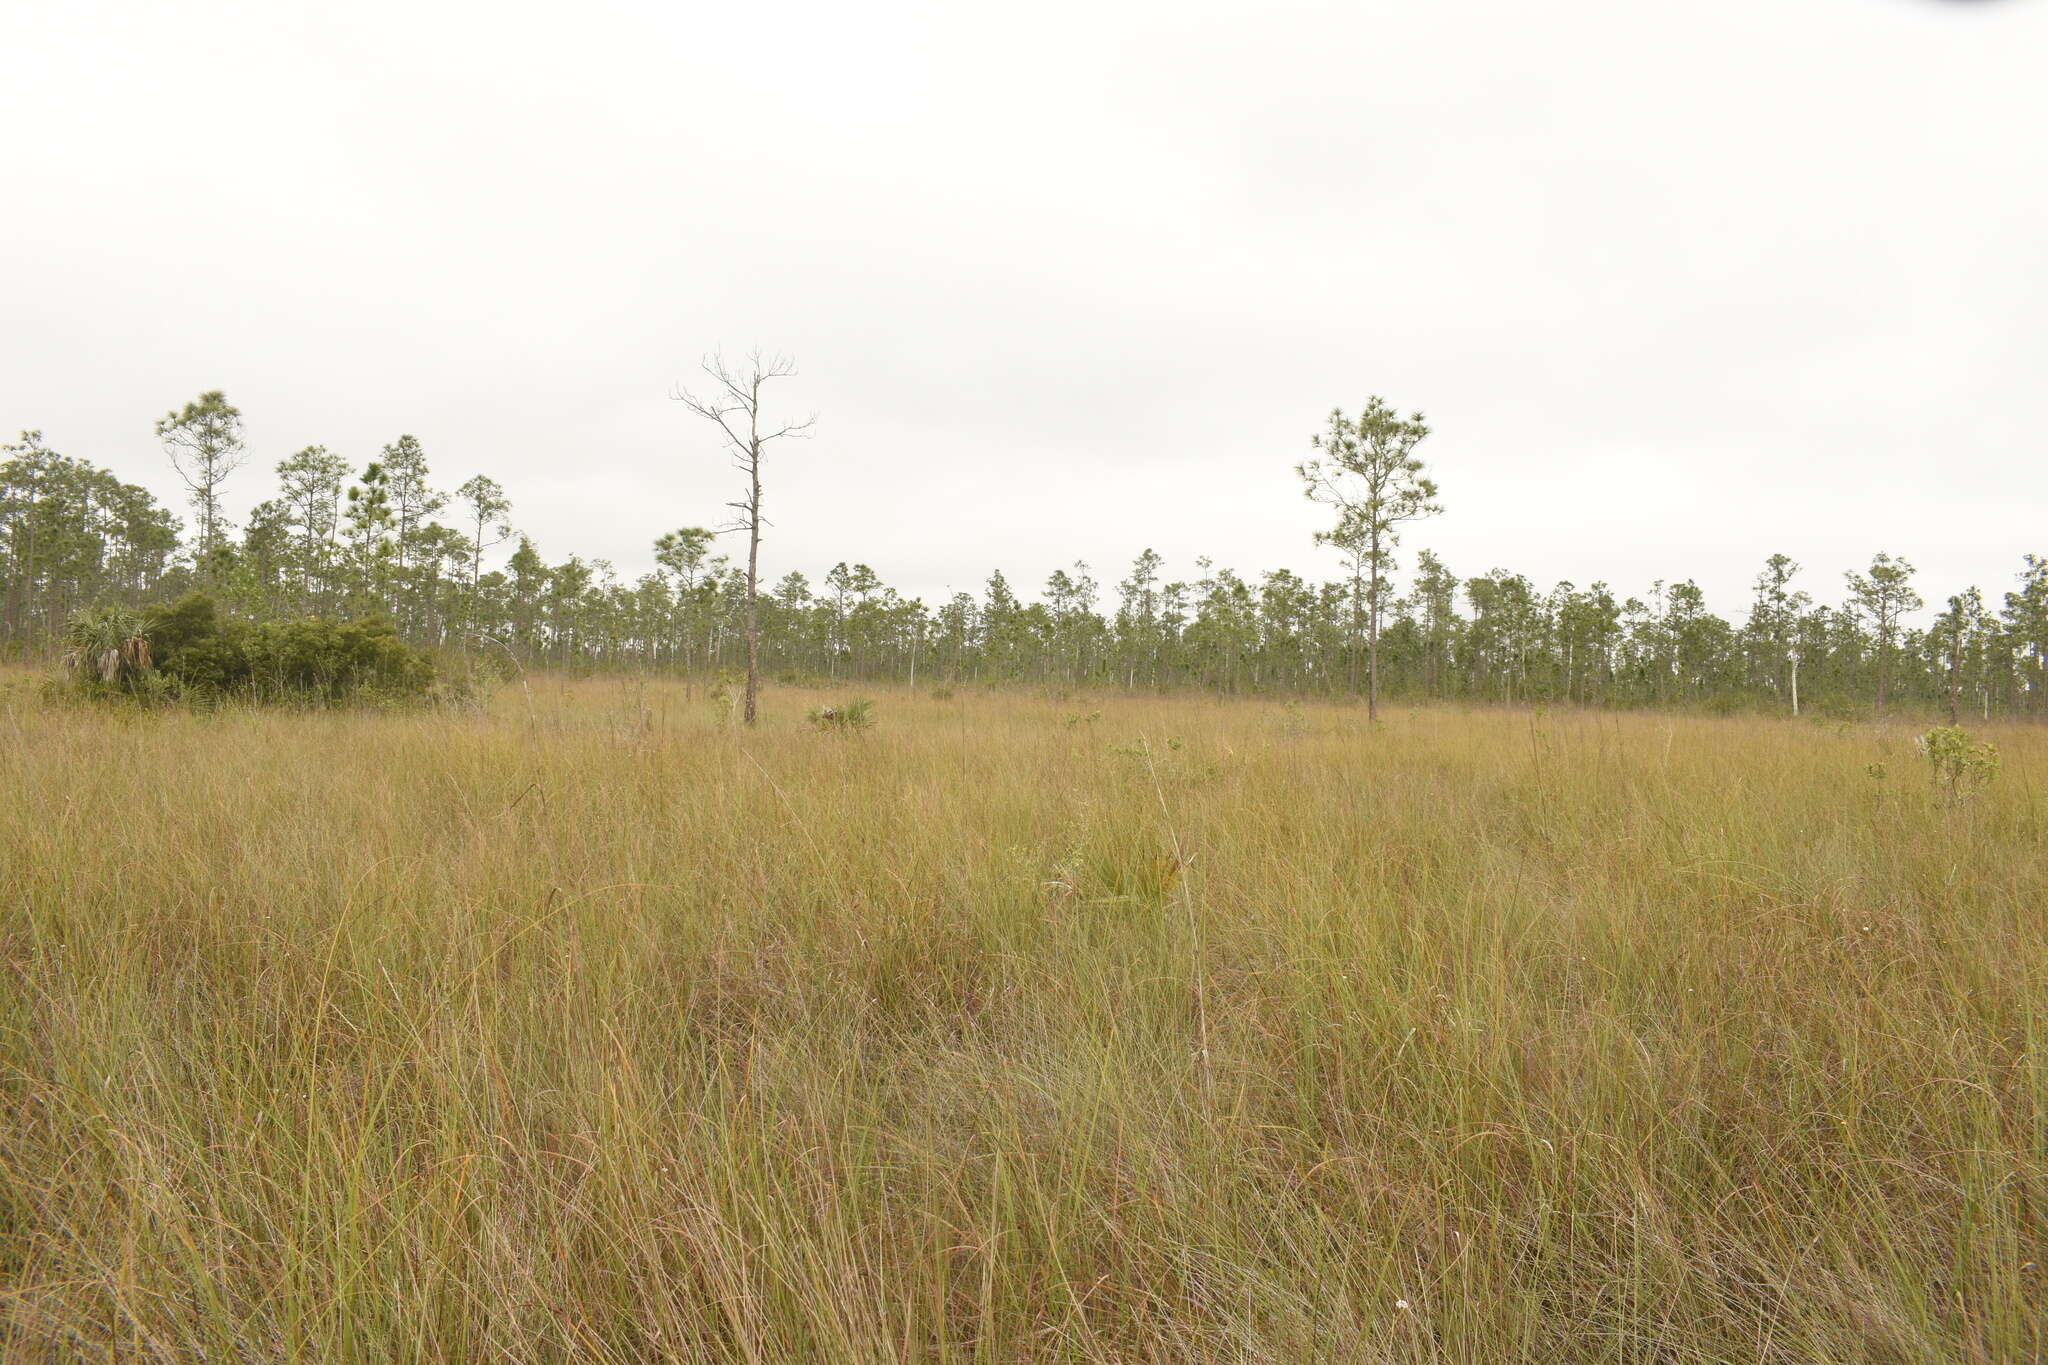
[672,350,814,726]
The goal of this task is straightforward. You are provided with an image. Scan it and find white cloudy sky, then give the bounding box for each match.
[3,0,2042,616]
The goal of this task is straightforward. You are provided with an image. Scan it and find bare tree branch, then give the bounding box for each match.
[671,348,813,726]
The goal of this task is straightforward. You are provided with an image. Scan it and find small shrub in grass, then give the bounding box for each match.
[807,698,874,733]
[927,686,954,701]
[1917,724,1999,804]
[707,672,742,725]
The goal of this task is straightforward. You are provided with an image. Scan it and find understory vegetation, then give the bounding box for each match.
[2,675,2041,1362]
[57,594,437,705]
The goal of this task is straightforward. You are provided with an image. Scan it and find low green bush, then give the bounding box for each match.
[806,698,875,733]
[64,595,437,706]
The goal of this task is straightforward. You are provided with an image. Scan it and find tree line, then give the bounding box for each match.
[5,385,2046,720]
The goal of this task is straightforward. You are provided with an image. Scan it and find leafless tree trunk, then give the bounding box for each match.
[673,351,813,727]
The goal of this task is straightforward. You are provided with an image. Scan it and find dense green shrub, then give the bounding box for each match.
[69,594,437,705]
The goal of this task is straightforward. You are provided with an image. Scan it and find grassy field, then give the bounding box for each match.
[2,671,2043,1362]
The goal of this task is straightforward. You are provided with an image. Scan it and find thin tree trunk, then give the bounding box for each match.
[743,400,762,727]
[1348,593,1359,693]
[1366,539,1381,723]
[1948,636,1961,727]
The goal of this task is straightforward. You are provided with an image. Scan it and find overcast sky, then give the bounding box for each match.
[3,0,2042,617]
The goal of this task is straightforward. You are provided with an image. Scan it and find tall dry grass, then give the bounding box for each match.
[1,671,2043,1362]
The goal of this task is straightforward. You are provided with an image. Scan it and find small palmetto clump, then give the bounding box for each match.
[61,606,154,689]
[1082,832,1184,907]
[807,698,875,733]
